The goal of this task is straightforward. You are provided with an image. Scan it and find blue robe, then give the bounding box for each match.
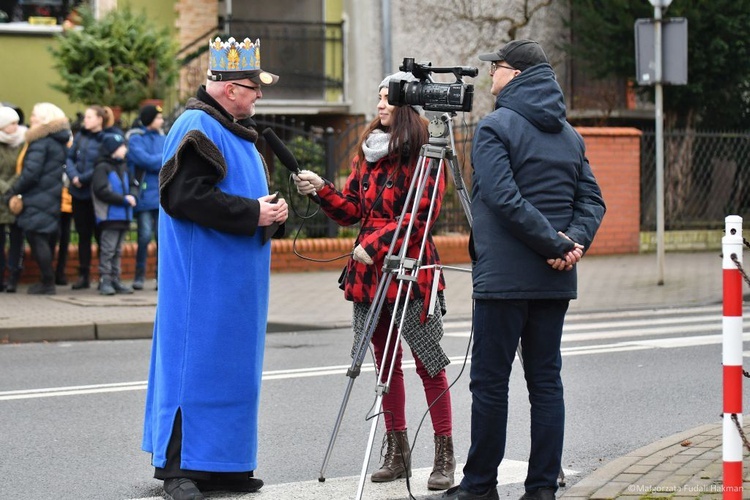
[142,107,270,472]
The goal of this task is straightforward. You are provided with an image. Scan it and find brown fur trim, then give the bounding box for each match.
[24,118,71,144]
[159,129,228,201]
[184,98,259,143]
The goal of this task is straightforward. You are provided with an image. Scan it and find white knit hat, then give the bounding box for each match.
[379,71,423,115]
[0,106,20,129]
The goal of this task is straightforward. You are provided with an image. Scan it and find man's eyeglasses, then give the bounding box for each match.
[490,61,515,75]
[232,82,261,92]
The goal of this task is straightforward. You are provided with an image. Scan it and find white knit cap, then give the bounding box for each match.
[379,71,423,114]
[0,106,20,129]
[379,71,418,91]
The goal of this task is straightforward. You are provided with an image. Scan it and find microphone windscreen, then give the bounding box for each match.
[262,128,301,174]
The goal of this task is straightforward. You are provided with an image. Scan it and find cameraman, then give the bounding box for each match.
[430,40,606,500]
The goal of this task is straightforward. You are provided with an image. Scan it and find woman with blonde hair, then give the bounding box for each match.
[66,104,106,289]
[4,102,71,294]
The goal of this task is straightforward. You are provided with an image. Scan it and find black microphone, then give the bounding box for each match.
[262,128,320,202]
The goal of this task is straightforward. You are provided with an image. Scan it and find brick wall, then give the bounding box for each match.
[175,0,217,99]
[13,127,640,283]
[577,127,642,255]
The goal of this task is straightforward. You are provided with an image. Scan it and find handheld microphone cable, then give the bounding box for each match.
[262,127,352,264]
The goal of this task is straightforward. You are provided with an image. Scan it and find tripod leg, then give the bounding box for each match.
[318,376,357,482]
[319,275,393,481]
[355,394,383,500]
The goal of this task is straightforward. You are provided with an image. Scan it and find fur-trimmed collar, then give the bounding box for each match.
[185,87,259,143]
[25,118,71,144]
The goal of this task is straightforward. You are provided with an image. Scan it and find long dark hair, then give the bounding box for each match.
[355,106,429,168]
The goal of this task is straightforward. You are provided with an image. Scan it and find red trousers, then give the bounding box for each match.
[371,314,452,435]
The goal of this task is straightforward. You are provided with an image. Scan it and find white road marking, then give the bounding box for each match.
[2,307,743,401]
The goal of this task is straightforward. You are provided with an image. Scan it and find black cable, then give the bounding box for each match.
[284,173,352,264]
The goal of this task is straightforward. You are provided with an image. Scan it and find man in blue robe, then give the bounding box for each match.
[142,37,288,500]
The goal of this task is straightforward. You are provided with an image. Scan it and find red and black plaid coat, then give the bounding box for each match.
[317,153,446,322]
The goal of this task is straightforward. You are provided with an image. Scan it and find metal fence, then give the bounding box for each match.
[257,115,477,238]
[269,123,750,238]
[158,115,750,237]
[640,130,750,231]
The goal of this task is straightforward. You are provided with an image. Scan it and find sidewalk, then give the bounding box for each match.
[1,250,743,499]
[0,251,726,342]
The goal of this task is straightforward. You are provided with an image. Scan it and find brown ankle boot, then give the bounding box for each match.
[427,434,455,490]
[371,430,411,482]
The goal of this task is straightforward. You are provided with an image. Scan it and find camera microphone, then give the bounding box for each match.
[262,127,320,203]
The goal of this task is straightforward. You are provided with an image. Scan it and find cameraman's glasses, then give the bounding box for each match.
[490,61,516,75]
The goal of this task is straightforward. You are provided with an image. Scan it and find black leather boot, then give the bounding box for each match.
[371,429,411,482]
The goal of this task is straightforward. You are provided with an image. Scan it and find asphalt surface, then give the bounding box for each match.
[2,249,748,498]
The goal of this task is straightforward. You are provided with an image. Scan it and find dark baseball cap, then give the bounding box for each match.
[478,39,548,71]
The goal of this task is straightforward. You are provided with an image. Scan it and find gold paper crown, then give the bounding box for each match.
[207,36,278,85]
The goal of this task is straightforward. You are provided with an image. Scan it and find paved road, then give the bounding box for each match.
[0,303,733,499]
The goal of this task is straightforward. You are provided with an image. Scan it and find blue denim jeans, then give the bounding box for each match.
[460,299,568,495]
[135,209,158,274]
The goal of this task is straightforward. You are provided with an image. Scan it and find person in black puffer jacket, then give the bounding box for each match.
[4,102,71,295]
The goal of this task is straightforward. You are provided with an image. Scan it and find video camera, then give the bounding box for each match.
[388,57,478,113]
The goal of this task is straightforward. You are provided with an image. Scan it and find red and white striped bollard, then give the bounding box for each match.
[722,214,743,499]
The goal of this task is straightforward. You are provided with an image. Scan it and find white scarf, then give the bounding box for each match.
[362,129,391,163]
[0,125,27,148]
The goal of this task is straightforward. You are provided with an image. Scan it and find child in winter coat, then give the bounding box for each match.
[92,133,136,295]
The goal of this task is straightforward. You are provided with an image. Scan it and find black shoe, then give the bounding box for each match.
[163,478,205,500]
[55,275,68,286]
[197,474,264,493]
[27,283,56,295]
[520,488,556,500]
[426,485,500,499]
[71,276,90,290]
[6,270,20,293]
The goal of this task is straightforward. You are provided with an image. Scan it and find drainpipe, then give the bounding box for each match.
[225,0,232,34]
[382,0,391,75]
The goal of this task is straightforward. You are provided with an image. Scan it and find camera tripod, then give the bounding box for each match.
[317,111,472,499]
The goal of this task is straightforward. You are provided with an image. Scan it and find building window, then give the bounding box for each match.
[0,0,85,24]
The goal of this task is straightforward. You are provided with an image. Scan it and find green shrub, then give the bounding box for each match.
[50,6,179,112]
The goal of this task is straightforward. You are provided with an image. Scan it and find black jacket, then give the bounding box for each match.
[9,119,71,234]
[470,63,606,299]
